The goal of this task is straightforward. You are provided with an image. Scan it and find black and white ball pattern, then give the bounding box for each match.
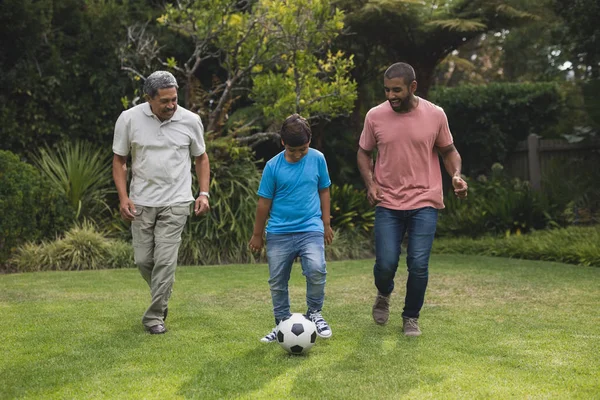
[276,313,317,354]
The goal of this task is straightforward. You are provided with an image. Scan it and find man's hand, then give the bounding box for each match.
[452,175,468,199]
[194,195,210,216]
[248,234,264,253]
[367,183,383,206]
[324,224,334,245]
[119,198,137,221]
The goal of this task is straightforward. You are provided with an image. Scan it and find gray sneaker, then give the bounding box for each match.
[403,317,422,336]
[372,292,390,325]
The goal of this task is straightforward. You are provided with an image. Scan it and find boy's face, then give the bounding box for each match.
[282,140,310,163]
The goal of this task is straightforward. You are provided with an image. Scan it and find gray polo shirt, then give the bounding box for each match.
[113,103,206,207]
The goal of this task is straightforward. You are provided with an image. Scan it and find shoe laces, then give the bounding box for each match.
[404,318,419,329]
[309,311,328,330]
[375,294,389,309]
[265,328,277,340]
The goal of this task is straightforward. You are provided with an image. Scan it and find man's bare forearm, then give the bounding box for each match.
[357,148,375,188]
[112,154,129,202]
[195,153,210,193]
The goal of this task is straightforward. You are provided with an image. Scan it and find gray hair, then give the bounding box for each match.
[143,71,179,98]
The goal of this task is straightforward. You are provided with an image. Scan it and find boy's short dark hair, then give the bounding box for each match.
[280,114,312,147]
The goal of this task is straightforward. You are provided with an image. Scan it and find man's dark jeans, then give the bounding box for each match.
[373,206,438,319]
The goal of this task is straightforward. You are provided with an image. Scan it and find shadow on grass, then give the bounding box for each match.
[176,343,305,398]
[0,322,145,398]
[287,314,447,399]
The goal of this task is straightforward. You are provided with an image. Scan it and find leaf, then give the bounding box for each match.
[425,19,487,32]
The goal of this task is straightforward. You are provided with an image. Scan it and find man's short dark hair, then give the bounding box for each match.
[384,62,416,85]
[280,114,312,147]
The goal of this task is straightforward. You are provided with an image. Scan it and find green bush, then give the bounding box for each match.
[438,163,551,237]
[9,222,134,272]
[541,157,600,225]
[581,79,600,129]
[432,225,600,267]
[330,183,374,235]
[178,140,262,265]
[429,83,564,176]
[0,150,75,270]
[326,229,374,261]
[105,240,135,269]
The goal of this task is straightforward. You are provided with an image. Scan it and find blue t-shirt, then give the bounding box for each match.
[258,148,331,233]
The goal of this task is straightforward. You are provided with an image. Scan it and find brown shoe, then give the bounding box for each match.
[372,292,390,325]
[147,324,167,335]
[403,317,421,336]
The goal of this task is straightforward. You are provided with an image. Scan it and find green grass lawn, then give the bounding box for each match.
[1,255,599,399]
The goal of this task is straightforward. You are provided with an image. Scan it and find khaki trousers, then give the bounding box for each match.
[131,203,190,328]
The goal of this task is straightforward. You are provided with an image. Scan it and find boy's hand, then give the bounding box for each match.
[249,234,264,253]
[324,224,334,245]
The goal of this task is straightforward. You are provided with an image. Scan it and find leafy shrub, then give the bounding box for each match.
[326,229,374,261]
[179,140,262,265]
[330,183,374,235]
[438,163,551,237]
[541,157,600,225]
[429,83,564,176]
[432,225,600,267]
[0,150,75,270]
[105,240,135,269]
[51,224,111,270]
[581,79,600,129]
[9,222,133,272]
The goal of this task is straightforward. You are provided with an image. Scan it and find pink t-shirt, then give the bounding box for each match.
[359,97,454,210]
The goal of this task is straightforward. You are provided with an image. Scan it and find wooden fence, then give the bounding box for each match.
[505,134,600,190]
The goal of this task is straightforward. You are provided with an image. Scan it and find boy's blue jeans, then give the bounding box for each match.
[374,206,438,319]
[266,232,327,322]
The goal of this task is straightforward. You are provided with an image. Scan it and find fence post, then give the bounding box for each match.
[528,134,541,190]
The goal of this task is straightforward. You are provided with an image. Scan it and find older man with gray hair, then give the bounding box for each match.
[112,70,211,334]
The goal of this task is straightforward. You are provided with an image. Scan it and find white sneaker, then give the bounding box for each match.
[307,310,332,338]
[260,327,277,343]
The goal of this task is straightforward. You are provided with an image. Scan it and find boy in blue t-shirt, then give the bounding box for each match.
[249,114,335,343]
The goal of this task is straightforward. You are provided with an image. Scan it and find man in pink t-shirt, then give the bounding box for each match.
[357,62,468,337]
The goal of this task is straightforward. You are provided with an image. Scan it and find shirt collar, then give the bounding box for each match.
[142,102,182,122]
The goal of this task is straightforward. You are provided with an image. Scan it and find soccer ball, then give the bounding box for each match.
[276,313,317,355]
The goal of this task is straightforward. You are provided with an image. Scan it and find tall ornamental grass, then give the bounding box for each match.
[30,140,114,221]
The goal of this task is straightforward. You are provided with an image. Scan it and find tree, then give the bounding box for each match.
[120,0,357,142]
[431,0,574,86]
[0,0,161,155]
[338,0,538,97]
[553,0,600,79]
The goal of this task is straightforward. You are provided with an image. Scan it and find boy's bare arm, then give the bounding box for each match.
[249,197,272,252]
